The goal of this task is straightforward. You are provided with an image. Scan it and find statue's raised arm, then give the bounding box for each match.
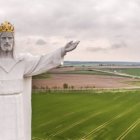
[23,40,80,76]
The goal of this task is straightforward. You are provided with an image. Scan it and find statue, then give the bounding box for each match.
[0,21,79,140]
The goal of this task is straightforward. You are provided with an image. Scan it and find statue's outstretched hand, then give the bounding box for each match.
[64,41,80,53]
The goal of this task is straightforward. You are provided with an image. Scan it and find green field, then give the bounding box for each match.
[52,70,117,76]
[102,68,140,76]
[115,68,140,76]
[32,90,140,140]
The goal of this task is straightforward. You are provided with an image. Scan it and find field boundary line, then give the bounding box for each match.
[81,103,140,140]
[49,102,136,137]
[36,98,125,130]
[116,118,140,140]
[37,111,77,128]
[113,94,127,101]
[49,102,126,137]
[35,92,131,131]
[32,136,45,140]
[37,107,98,128]
[50,111,102,137]
[37,104,103,129]
[81,113,126,140]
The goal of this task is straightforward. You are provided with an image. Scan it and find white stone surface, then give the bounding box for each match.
[0,29,79,140]
[0,48,63,140]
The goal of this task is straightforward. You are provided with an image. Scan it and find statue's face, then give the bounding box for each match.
[0,32,14,52]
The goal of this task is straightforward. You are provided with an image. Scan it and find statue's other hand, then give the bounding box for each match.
[64,41,80,52]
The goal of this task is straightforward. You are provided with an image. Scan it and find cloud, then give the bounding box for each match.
[0,0,140,61]
[86,46,107,52]
[36,39,47,46]
[86,39,127,52]
[111,41,127,49]
[1,0,140,40]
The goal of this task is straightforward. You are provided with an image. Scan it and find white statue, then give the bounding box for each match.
[0,21,79,140]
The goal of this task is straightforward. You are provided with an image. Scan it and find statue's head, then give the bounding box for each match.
[0,21,14,57]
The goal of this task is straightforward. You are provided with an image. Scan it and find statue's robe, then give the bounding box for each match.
[0,48,63,140]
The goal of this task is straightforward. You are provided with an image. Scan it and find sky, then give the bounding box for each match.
[0,0,140,61]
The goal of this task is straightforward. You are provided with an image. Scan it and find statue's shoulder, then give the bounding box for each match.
[17,53,32,58]
[16,53,40,62]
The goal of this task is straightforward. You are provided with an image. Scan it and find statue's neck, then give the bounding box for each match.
[0,51,14,59]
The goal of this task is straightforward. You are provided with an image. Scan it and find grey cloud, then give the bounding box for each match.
[1,0,140,61]
[1,0,140,40]
[86,46,107,52]
[36,39,47,45]
[111,41,127,49]
[86,40,127,52]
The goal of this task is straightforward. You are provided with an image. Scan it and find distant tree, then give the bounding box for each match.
[63,83,68,89]
[32,85,38,89]
[41,86,45,90]
[71,85,74,89]
[45,85,49,89]
[53,86,58,89]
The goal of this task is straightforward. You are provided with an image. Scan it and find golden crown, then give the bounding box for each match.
[0,21,14,32]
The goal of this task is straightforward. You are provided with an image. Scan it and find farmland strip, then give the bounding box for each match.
[81,103,140,140]
[116,118,140,140]
[50,111,102,137]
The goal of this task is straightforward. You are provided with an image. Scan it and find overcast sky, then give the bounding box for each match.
[1,0,140,61]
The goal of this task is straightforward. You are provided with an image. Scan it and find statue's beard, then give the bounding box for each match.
[0,43,14,58]
[4,43,11,47]
[1,43,13,52]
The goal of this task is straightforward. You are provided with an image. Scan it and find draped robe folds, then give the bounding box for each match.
[0,48,64,140]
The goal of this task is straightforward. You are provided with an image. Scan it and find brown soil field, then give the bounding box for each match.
[32,74,140,89]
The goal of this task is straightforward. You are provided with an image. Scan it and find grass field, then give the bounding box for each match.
[102,68,140,76]
[53,70,118,76]
[32,90,140,140]
[115,68,140,76]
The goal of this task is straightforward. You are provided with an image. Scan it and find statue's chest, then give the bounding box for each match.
[0,59,25,94]
[0,59,25,80]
